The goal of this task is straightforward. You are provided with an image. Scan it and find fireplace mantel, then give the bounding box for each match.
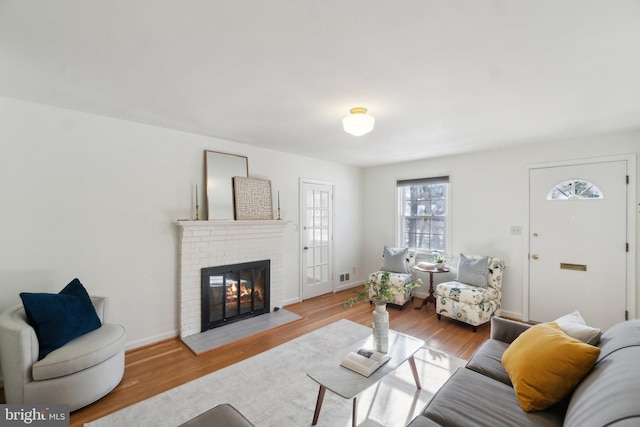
[176,220,290,338]
[177,219,290,227]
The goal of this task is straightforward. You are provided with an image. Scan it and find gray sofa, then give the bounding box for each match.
[0,296,126,411]
[408,316,640,427]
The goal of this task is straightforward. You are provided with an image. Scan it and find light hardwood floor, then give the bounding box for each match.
[1,288,491,427]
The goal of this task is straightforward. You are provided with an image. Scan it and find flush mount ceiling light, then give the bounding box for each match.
[342,107,375,136]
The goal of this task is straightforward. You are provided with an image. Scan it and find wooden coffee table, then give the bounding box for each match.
[306,330,425,427]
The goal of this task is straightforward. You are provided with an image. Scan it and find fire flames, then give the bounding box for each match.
[226,281,262,304]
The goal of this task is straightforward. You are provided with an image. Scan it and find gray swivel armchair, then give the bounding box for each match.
[0,296,126,411]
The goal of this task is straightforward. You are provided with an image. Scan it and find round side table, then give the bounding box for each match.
[414,266,450,310]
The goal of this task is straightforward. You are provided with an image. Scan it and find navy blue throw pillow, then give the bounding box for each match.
[20,278,102,360]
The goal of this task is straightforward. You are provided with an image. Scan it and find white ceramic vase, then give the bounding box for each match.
[372,303,389,353]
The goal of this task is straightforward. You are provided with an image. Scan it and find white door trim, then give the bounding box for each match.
[299,177,335,301]
[522,154,637,322]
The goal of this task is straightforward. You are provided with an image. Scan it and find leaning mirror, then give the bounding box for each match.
[205,151,248,220]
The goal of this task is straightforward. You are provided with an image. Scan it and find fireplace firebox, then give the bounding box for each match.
[201,260,270,331]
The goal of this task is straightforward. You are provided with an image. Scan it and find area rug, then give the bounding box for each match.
[85,319,466,427]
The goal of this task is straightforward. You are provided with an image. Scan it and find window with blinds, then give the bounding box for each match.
[397,176,449,253]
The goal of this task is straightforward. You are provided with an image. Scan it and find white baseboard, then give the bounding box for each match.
[123,295,522,352]
[281,297,300,307]
[499,309,522,320]
[283,282,364,304]
[335,281,364,293]
[412,290,428,299]
[125,330,177,351]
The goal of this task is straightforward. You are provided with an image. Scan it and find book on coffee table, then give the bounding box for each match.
[340,348,391,377]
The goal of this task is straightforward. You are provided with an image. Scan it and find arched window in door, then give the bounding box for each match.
[546,179,603,200]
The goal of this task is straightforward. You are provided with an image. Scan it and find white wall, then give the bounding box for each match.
[2,94,637,350]
[0,97,363,350]
[362,132,639,319]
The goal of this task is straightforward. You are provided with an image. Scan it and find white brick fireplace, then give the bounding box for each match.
[176,220,289,338]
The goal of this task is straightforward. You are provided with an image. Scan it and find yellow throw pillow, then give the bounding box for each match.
[501,322,600,412]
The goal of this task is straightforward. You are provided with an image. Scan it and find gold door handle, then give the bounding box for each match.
[531,253,539,260]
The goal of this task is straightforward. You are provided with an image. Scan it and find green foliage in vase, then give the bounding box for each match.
[343,270,421,307]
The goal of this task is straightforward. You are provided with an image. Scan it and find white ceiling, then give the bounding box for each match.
[1,1,639,167]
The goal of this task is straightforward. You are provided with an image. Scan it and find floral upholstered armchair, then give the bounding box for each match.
[436,254,505,332]
[368,246,417,308]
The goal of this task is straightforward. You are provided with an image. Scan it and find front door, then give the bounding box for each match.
[529,160,628,329]
[301,181,333,300]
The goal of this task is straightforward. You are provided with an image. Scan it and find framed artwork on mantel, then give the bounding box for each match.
[233,176,274,220]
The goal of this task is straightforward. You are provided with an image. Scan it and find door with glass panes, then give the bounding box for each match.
[528,160,627,329]
[301,181,333,300]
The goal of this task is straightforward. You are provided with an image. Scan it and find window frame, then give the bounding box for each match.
[396,175,450,257]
